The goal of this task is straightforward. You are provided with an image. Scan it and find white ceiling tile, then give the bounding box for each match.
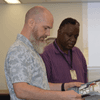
[1,0,100,4]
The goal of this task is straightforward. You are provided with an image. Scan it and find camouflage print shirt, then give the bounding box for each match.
[4,34,50,100]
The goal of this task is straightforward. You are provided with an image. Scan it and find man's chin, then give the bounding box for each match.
[35,41,47,54]
[37,49,44,54]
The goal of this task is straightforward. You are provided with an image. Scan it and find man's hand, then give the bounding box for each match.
[64,82,84,90]
[62,90,84,100]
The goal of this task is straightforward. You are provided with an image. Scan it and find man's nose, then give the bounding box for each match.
[71,36,76,42]
[46,29,50,36]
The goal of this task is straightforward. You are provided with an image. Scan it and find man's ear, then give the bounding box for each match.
[28,19,35,29]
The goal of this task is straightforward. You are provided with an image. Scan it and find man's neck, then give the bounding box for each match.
[20,25,30,40]
[56,39,68,54]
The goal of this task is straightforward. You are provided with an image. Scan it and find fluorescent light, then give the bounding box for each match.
[5,0,21,4]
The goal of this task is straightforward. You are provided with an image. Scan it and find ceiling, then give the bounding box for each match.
[1,0,100,4]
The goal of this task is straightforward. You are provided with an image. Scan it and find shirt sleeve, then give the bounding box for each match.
[76,47,88,83]
[40,52,52,82]
[8,46,31,84]
[82,54,88,83]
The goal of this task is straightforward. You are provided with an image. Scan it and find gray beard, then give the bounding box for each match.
[29,34,46,54]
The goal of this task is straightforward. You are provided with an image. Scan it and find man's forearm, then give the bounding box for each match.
[13,82,63,100]
[48,82,71,91]
[13,82,83,100]
[49,82,62,91]
[49,82,84,91]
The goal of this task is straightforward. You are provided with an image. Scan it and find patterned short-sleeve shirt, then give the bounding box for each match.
[4,34,50,100]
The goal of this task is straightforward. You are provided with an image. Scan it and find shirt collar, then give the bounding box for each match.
[16,34,34,51]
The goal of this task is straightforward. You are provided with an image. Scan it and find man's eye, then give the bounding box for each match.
[69,35,72,37]
[67,34,72,37]
[65,33,71,37]
[44,27,47,30]
[75,35,78,39]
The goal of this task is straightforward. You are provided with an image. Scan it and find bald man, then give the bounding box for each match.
[5,6,84,100]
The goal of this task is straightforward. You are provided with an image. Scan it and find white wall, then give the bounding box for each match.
[82,3,88,49]
[0,3,83,90]
[88,3,100,66]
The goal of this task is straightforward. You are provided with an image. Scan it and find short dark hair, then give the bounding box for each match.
[59,17,80,29]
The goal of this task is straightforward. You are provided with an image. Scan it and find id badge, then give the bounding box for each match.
[70,70,77,80]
